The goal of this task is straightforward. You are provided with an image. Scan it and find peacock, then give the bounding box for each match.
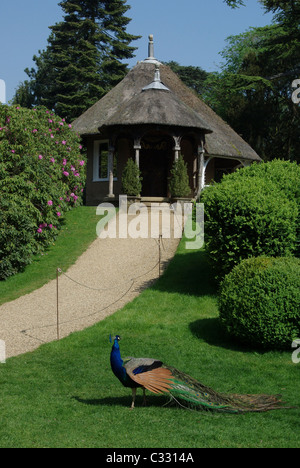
[110,335,290,413]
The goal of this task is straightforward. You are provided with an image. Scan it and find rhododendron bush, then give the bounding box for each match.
[0,104,86,279]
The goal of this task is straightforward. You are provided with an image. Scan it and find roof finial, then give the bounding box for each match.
[148,34,155,59]
[142,63,170,92]
[143,34,160,64]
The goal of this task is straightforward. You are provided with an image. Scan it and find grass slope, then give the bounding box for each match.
[0,218,299,448]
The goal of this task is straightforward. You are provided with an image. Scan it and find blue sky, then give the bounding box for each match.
[0,0,273,103]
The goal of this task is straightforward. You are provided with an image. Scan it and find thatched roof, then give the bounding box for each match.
[102,87,213,133]
[73,61,261,162]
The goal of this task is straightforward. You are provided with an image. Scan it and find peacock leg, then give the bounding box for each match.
[142,388,147,407]
[131,388,137,410]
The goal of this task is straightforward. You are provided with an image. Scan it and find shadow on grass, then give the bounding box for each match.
[153,249,218,297]
[189,318,242,352]
[73,395,172,409]
[151,247,256,353]
[189,318,265,354]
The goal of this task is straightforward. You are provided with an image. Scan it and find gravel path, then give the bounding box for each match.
[0,208,182,358]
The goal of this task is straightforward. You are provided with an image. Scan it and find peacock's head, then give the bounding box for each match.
[109,334,121,344]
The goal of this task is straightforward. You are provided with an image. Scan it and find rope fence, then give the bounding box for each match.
[21,235,167,343]
[54,236,165,340]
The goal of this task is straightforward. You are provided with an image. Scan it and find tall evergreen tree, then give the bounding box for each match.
[13,0,139,122]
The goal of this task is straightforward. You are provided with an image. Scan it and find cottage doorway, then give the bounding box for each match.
[140,134,173,197]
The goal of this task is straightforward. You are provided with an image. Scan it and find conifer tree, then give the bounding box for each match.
[14,0,139,122]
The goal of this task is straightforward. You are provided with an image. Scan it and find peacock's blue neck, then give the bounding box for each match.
[110,339,127,383]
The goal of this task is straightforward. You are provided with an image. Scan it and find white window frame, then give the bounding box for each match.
[93,140,117,182]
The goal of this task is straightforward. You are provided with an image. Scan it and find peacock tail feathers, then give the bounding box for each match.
[164,366,288,414]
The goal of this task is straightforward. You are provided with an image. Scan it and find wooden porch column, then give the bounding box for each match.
[107,143,115,198]
[173,135,181,161]
[196,143,205,199]
[134,137,141,168]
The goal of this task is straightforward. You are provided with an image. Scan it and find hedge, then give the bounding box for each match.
[219,256,300,350]
[201,160,299,280]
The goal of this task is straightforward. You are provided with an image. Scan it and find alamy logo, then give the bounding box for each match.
[292,79,300,104]
[292,339,300,364]
[0,79,6,104]
[96,196,204,251]
[0,340,6,364]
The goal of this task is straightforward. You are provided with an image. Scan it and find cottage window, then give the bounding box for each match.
[93,140,117,182]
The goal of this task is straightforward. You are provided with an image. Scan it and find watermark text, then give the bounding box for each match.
[96,196,204,251]
[292,79,300,104]
[292,339,300,364]
[0,340,6,364]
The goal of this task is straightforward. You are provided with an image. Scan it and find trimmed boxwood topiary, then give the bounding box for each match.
[201,177,298,280]
[169,155,191,198]
[219,256,300,350]
[121,158,142,197]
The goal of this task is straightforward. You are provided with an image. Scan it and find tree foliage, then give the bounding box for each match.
[13,0,140,122]
[203,1,300,162]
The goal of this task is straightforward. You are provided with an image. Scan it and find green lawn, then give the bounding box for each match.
[0,208,299,448]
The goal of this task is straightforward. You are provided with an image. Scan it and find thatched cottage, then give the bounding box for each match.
[73,36,261,205]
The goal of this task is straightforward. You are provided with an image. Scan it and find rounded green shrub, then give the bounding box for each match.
[221,160,300,257]
[201,161,299,280]
[219,256,300,350]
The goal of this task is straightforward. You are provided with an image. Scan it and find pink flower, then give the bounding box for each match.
[49,224,53,229]
[62,159,67,166]
[47,200,53,206]
[38,155,43,160]
[50,134,54,139]
[11,150,15,153]
[57,212,61,217]
[32,129,38,133]
[63,171,69,177]
[37,228,43,233]
[62,140,67,145]
[79,160,85,166]
[50,158,55,163]
[68,124,72,128]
